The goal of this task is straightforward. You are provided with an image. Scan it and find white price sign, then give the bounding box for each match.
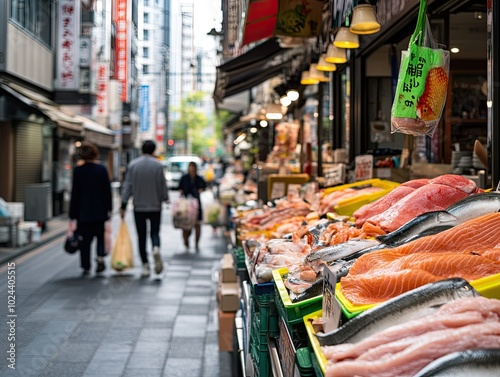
[322,265,342,334]
[354,154,374,181]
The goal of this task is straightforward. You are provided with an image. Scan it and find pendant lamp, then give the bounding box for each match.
[309,64,329,83]
[300,71,319,85]
[286,89,299,101]
[350,4,381,35]
[316,54,337,71]
[334,27,359,49]
[325,44,347,64]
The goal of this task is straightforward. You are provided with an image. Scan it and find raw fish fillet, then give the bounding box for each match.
[428,173,478,194]
[353,186,416,227]
[341,212,500,305]
[366,183,469,232]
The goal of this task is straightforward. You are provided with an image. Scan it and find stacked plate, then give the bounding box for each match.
[451,151,472,168]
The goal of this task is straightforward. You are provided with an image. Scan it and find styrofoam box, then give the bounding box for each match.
[7,202,24,220]
[0,226,10,243]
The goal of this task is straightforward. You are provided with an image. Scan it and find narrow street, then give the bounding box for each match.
[0,191,233,377]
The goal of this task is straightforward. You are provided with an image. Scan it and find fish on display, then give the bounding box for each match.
[376,210,459,247]
[290,276,324,303]
[305,239,381,265]
[445,191,500,222]
[413,349,500,377]
[326,259,356,281]
[316,278,479,346]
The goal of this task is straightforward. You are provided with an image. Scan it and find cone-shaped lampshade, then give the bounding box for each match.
[300,71,319,85]
[309,64,329,82]
[334,27,359,48]
[350,5,381,35]
[325,44,347,64]
[316,54,337,71]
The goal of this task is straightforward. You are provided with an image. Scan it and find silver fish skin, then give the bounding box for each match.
[305,239,380,264]
[316,278,479,346]
[414,349,500,377]
[446,191,500,222]
[376,210,458,247]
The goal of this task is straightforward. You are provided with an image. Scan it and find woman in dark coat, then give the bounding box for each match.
[178,161,206,250]
[69,141,112,274]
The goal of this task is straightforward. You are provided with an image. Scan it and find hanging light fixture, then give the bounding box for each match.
[280,95,292,107]
[325,44,347,64]
[334,27,359,48]
[260,120,268,128]
[265,102,285,120]
[316,54,337,71]
[286,88,299,101]
[309,64,329,83]
[350,4,380,35]
[300,71,319,85]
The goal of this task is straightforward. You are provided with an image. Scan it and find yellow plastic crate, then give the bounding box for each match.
[322,178,400,216]
[303,310,327,375]
[272,268,323,326]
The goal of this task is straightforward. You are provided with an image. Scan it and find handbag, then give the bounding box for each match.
[64,233,83,254]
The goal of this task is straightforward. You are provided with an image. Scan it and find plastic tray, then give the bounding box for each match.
[303,310,327,376]
[322,178,400,216]
[336,272,500,319]
[273,268,323,326]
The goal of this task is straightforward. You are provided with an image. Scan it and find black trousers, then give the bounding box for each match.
[77,221,105,270]
[133,211,161,264]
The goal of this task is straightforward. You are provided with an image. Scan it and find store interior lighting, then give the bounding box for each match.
[300,70,319,85]
[286,88,299,101]
[265,103,285,120]
[234,133,246,144]
[349,4,381,35]
[309,63,329,82]
[260,120,268,127]
[334,27,360,48]
[325,44,347,64]
[316,54,337,71]
[250,127,258,133]
[280,95,292,107]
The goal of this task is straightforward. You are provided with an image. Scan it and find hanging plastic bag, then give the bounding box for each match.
[203,201,227,227]
[172,197,198,230]
[391,0,449,137]
[104,221,112,255]
[111,221,134,271]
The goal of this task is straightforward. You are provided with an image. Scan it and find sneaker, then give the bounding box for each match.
[82,269,90,276]
[96,257,105,273]
[141,263,150,278]
[153,246,163,274]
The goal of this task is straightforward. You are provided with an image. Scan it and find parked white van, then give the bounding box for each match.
[164,155,203,189]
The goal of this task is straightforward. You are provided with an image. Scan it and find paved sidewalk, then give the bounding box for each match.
[0,195,235,377]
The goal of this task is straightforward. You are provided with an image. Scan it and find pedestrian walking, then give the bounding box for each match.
[178,161,207,250]
[120,140,169,277]
[69,141,112,275]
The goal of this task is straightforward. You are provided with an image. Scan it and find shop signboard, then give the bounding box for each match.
[274,0,323,38]
[140,85,150,132]
[55,0,80,90]
[354,155,373,181]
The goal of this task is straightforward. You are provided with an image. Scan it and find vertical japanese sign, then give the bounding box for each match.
[56,0,80,90]
[140,85,150,132]
[114,0,128,102]
[96,63,109,117]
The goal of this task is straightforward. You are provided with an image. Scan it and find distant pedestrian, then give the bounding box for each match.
[120,140,169,277]
[69,141,112,275]
[178,161,207,250]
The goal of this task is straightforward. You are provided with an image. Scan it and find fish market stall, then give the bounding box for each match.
[224,173,500,377]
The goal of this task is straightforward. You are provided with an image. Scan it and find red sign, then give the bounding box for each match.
[114,0,128,102]
[96,63,109,117]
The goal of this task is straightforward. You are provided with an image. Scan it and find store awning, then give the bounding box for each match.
[0,81,83,133]
[76,115,116,149]
[214,38,304,104]
[241,0,278,46]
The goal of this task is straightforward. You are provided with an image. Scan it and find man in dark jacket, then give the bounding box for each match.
[120,140,169,277]
[69,141,112,275]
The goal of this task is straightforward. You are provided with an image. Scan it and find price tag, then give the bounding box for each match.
[270,182,286,199]
[287,184,301,201]
[354,154,373,181]
[324,164,346,187]
[277,318,296,377]
[322,265,341,334]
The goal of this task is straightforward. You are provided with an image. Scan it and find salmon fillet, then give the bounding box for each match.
[341,212,500,305]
